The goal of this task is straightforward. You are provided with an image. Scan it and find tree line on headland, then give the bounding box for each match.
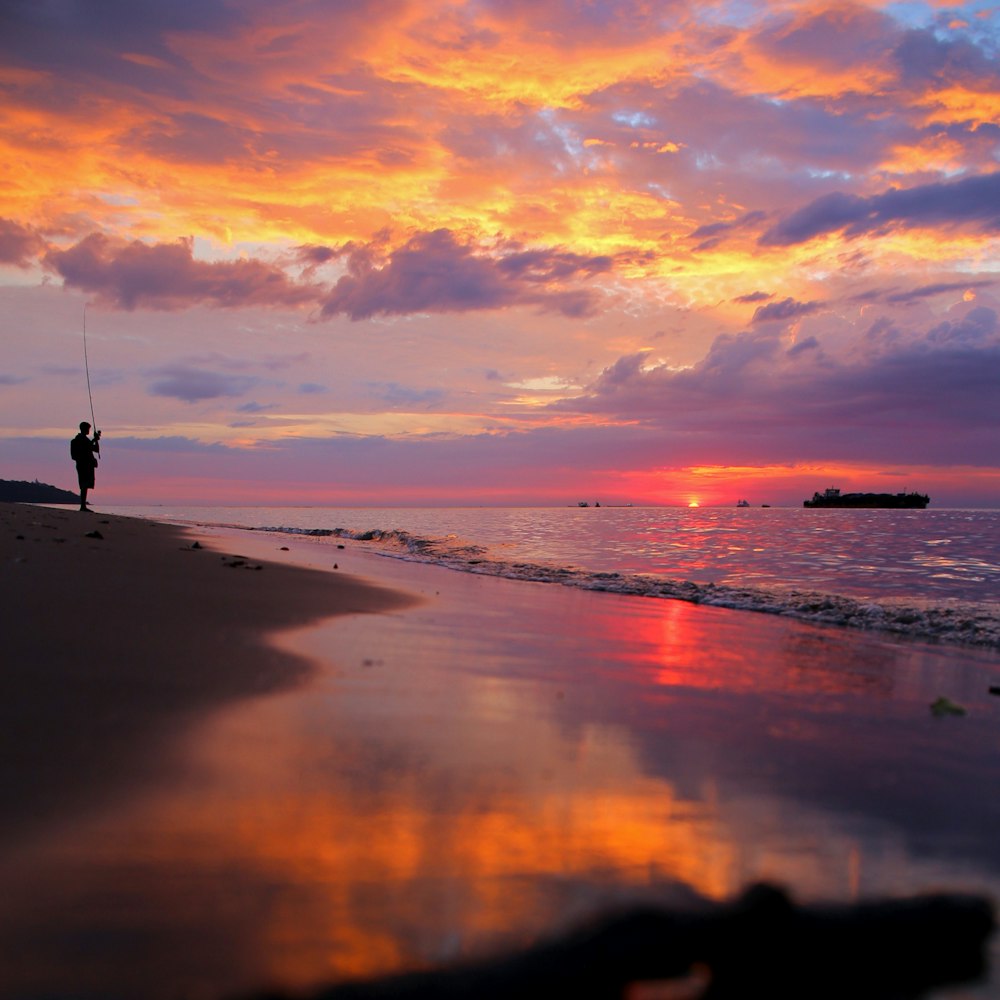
[0,479,80,504]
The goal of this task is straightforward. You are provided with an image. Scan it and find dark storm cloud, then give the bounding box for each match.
[44,234,318,311]
[320,229,612,320]
[761,173,1000,246]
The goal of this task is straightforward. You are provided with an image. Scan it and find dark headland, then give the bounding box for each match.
[0,479,80,504]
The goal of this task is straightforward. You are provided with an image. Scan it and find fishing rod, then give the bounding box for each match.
[82,304,102,458]
[82,303,98,433]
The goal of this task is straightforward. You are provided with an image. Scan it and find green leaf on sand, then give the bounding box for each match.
[930,696,966,717]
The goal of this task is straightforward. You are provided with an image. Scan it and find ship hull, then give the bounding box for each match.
[804,492,929,509]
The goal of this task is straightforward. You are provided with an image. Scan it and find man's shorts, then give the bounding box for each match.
[76,464,95,490]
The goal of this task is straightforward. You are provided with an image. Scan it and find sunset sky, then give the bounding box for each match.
[1,0,998,506]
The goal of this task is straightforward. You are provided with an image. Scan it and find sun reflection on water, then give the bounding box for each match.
[1,568,998,998]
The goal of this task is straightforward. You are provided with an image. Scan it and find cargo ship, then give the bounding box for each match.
[803,488,929,509]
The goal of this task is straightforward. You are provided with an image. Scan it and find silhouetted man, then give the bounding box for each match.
[71,421,100,511]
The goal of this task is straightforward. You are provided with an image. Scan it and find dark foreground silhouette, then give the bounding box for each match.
[250,884,993,1000]
[0,479,79,503]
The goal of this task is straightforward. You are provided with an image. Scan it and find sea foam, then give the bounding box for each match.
[257,524,1000,649]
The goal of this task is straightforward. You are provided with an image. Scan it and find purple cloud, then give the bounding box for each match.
[0,218,45,267]
[894,24,1000,89]
[45,234,317,310]
[124,112,258,165]
[0,0,241,95]
[368,381,447,408]
[38,229,614,319]
[885,280,996,304]
[473,0,680,46]
[761,173,1000,246]
[148,365,259,402]
[751,5,898,76]
[926,305,1000,349]
[690,211,769,249]
[320,229,611,320]
[752,297,822,324]
[296,244,338,267]
[553,307,1000,467]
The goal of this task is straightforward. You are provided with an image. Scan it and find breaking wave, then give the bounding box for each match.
[257,524,1000,650]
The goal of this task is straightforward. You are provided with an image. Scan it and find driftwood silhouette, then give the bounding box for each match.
[253,884,993,1000]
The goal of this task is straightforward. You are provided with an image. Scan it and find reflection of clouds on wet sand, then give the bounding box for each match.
[1,545,998,999]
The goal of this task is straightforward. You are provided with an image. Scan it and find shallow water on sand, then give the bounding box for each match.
[113,505,1000,602]
[115,505,1000,648]
[1,536,998,999]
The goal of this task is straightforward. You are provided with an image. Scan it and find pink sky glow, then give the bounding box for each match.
[1,0,998,506]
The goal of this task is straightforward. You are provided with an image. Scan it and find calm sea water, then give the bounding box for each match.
[113,505,1000,648]
[10,505,997,997]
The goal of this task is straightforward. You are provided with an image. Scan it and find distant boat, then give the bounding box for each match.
[736,499,751,507]
[578,501,589,507]
[803,488,930,509]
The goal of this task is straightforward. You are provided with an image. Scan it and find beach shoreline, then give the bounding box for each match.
[0,502,416,843]
[108,504,1000,652]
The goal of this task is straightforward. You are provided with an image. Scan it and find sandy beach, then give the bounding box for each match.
[1,503,998,999]
[0,504,414,842]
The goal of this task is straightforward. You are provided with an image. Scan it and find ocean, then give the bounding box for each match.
[16,502,996,997]
[112,504,1000,649]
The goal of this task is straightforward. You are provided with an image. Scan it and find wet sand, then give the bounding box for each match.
[0,503,414,841]
[1,504,998,999]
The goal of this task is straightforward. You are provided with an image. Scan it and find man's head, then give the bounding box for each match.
[80,421,91,433]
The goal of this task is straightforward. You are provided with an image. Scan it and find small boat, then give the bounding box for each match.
[736,499,750,507]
